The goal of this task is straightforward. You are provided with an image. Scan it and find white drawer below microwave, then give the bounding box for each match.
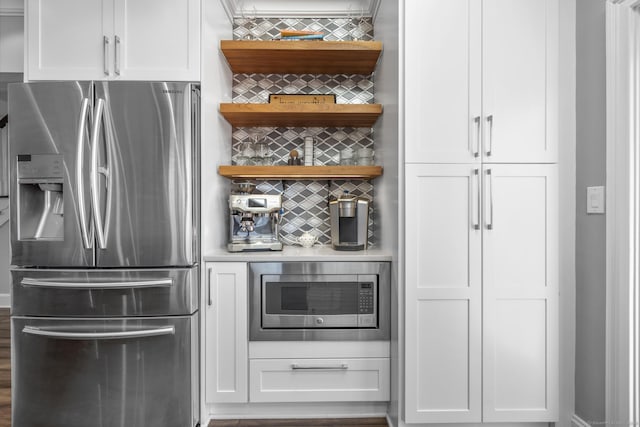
[249,358,390,403]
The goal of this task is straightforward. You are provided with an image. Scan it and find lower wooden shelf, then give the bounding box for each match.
[218,165,383,180]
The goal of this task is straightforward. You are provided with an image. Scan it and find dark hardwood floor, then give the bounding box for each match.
[0,309,387,427]
[209,418,388,427]
[0,308,10,427]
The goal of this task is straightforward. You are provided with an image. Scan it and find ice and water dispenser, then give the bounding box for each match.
[16,154,64,240]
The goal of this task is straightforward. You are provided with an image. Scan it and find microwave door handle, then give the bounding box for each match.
[76,98,93,249]
[20,277,173,289]
[22,325,175,340]
[90,98,107,249]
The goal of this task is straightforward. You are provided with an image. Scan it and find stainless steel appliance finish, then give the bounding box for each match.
[228,193,283,252]
[9,81,199,267]
[8,81,200,427]
[11,315,198,427]
[329,193,370,251]
[249,262,390,341]
[11,268,198,317]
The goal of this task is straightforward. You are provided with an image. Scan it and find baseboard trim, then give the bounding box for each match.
[572,414,592,427]
[0,293,9,308]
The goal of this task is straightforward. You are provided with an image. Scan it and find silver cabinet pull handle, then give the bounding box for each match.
[115,35,121,76]
[473,116,481,157]
[485,168,494,230]
[21,278,172,289]
[103,36,110,76]
[291,363,348,370]
[485,115,494,157]
[90,99,107,249]
[472,168,480,230]
[76,98,93,249]
[23,325,175,340]
[207,268,213,306]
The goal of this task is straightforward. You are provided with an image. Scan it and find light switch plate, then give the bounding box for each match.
[587,186,605,214]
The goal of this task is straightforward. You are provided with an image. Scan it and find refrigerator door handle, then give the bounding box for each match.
[22,325,175,340]
[90,99,108,249]
[76,98,93,249]
[20,277,173,289]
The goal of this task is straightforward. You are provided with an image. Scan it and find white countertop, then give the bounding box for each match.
[203,245,393,262]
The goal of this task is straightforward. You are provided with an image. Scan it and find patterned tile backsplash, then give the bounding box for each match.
[229,18,377,247]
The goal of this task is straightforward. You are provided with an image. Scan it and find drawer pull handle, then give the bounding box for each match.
[22,325,175,340]
[21,278,173,289]
[291,363,348,371]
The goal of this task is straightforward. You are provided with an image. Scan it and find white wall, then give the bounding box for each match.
[574,0,606,423]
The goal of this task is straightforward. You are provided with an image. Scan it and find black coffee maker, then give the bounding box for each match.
[329,192,369,251]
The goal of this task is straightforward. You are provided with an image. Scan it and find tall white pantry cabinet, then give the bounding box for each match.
[404,0,559,423]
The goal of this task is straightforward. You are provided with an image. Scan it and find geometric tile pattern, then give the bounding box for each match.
[228,17,377,247]
[232,73,375,105]
[231,127,374,166]
[233,17,374,42]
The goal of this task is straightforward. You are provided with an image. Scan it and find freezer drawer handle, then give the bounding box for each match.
[20,277,173,289]
[291,363,349,371]
[22,325,175,340]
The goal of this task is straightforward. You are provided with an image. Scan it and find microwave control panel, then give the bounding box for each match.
[358,282,376,327]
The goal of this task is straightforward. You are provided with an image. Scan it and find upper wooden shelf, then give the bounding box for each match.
[220,40,383,74]
[218,165,383,180]
[219,103,382,127]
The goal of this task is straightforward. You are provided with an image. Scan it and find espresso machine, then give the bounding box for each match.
[329,192,370,251]
[228,193,283,252]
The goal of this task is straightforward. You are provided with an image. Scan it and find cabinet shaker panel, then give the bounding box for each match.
[27,0,110,80]
[405,164,482,423]
[482,0,558,163]
[482,164,559,421]
[204,262,248,404]
[114,0,200,80]
[405,0,481,164]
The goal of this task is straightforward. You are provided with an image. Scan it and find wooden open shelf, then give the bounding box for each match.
[218,165,383,180]
[219,103,382,127]
[220,40,383,74]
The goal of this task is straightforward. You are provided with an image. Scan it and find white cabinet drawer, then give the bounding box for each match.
[249,358,390,403]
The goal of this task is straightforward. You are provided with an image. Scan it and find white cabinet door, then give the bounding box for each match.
[404,164,482,423]
[482,164,558,421]
[204,262,248,403]
[113,0,200,80]
[404,0,558,164]
[26,0,199,81]
[405,0,481,164]
[26,0,112,80]
[482,0,558,163]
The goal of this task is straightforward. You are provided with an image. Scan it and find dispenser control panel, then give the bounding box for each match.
[17,154,64,181]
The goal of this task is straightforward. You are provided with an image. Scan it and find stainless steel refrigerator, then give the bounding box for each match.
[8,81,200,427]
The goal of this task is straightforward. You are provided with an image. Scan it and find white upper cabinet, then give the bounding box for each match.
[404,0,558,164]
[26,0,200,81]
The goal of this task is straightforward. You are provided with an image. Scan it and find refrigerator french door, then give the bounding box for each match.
[9,81,199,268]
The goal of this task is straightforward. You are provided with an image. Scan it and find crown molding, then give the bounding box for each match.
[222,0,381,19]
[0,7,23,17]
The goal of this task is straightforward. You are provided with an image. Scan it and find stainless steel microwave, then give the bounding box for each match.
[249,261,390,341]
